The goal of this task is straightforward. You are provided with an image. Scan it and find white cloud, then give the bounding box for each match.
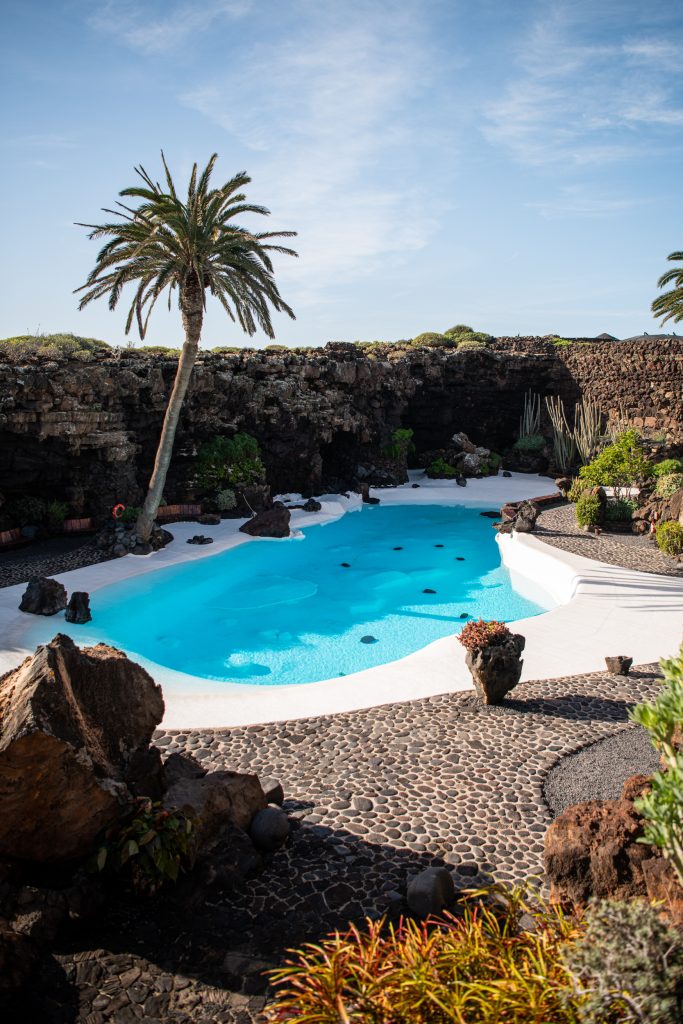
[181,2,445,306]
[526,185,642,219]
[4,132,78,149]
[482,5,683,166]
[88,0,251,55]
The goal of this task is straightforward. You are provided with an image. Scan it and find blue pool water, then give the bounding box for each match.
[27,505,551,687]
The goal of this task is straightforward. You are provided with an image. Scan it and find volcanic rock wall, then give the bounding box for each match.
[0,338,680,517]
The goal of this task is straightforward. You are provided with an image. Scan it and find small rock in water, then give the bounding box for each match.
[456,556,465,561]
[361,635,378,644]
[341,562,351,568]
[393,546,403,550]
[423,588,437,594]
[65,591,92,624]
[434,543,444,548]
[459,612,470,620]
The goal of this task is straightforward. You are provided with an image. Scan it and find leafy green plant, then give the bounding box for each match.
[568,479,588,503]
[216,487,237,511]
[654,459,683,478]
[656,522,683,557]
[629,644,683,884]
[487,452,502,474]
[551,337,573,346]
[563,898,683,1024]
[604,498,637,522]
[385,427,415,460]
[575,494,602,528]
[46,500,69,531]
[579,429,653,498]
[427,457,458,478]
[91,797,193,895]
[120,505,141,525]
[444,324,493,345]
[458,619,512,652]
[266,885,582,1024]
[655,473,683,499]
[6,495,46,526]
[138,345,180,356]
[196,433,266,491]
[513,433,545,454]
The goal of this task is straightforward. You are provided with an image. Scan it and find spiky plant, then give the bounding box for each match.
[75,153,297,541]
[652,251,683,326]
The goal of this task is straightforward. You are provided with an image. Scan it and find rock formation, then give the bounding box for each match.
[1,337,679,520]
[64,591,91,623]
[18,577,67,616]
[239,505,291,538]
[0,635,164,861]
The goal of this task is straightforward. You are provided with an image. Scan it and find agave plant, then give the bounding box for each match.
[76,153,297,541]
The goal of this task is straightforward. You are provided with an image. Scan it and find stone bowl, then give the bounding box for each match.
[605,655,633,675]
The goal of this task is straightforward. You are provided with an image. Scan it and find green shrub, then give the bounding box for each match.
[575,494,602,528]
[579,429,652,497]
[655,472,683,499]
[444,324,493,345]
[385,427,415,460]
[120,505,141,524]
[138,345,180,356]
[266,885,581,1024]
[91,797,193,895]
[551,337,573,346]
[604,498,637,522]
[412,331,454,348]
[630,643,683,884]
[196,433,265,492]
[6,495,46,526]
[653,458,683,478]
[216,488,236,511]
[0,333,110,362]
[427,457,458,478]
[655,521,683,557]
[568,479,589,503]
[456,339,487,350]
[487,452,502,474]
[513,433,545,454]
[46,500,69,531]
[563,898,683,1024]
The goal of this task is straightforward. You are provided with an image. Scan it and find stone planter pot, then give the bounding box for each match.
[605,655,633,675]
[465,634,525,705]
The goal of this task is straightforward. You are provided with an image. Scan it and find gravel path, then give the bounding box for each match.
[535,502,683,577]
[543,724,660,817]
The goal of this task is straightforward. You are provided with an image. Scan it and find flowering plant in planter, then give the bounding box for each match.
[458,619,525,705]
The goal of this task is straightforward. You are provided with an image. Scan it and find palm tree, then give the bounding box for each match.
[76,153,297,544]
[652,250,683,326]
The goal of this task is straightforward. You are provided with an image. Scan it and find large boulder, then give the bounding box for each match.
[407,867,455,918]
[64,591,91,624]
[544,775,656,908]
[0,635,164,862]
[18,578,66,616]
[163,771,267,845]
[239,505,290,538]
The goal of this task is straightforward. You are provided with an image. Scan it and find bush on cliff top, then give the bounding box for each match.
[0,333,110,362]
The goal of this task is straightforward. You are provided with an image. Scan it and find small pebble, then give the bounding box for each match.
[393,546,403,550]
[456,556,465,561]
[361,635,378,644]
[341,562,351,568]
[435,543,444,548]
[423,588,436,594]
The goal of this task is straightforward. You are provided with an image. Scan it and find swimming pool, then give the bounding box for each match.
[25,504,552,687]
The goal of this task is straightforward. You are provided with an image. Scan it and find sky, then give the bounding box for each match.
[1,0,682,348]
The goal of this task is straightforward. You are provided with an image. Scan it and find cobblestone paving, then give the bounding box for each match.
[0,535,108,589]
[34,665,661,1024]
[535,503,683,577]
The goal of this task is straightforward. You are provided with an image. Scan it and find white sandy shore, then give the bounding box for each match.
[1,471,681,728]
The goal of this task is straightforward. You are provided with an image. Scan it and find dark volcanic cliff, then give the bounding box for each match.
[0,337,680,517]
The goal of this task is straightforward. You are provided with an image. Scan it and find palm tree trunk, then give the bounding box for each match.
[135,279,203,545]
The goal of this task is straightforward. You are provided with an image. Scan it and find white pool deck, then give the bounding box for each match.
[1,472,681,728]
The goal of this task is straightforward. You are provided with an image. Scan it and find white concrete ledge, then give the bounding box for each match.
[1,472,681,728]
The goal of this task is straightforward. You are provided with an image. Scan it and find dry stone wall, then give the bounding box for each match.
[0,338,680,517]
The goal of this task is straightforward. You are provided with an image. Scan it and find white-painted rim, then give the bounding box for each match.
[1,471,681,728]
